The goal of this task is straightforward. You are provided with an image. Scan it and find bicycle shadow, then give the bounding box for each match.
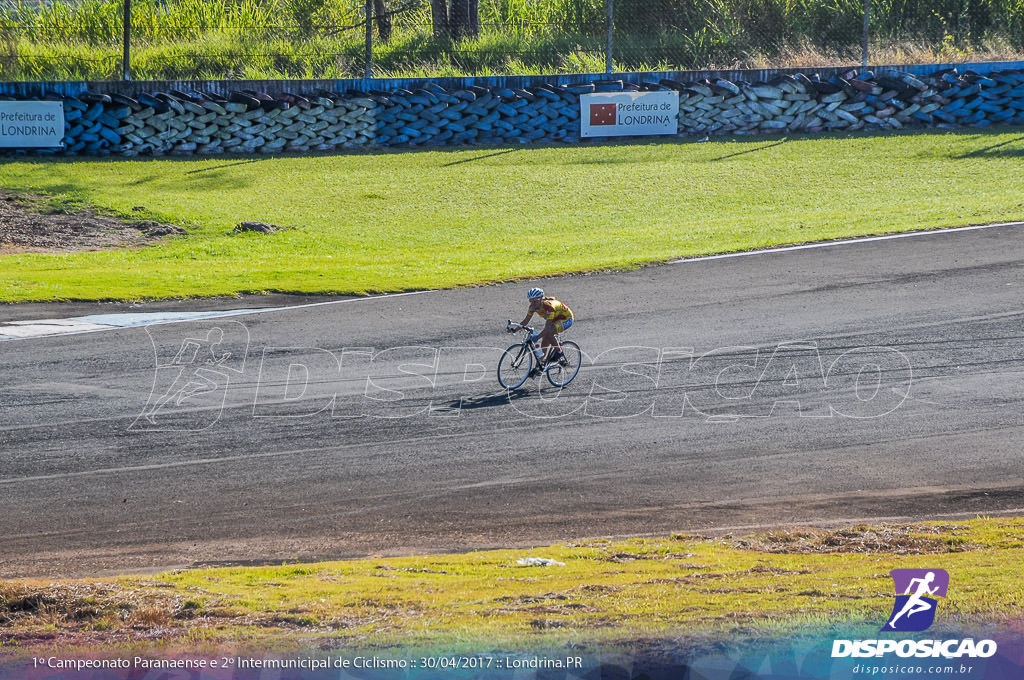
[443,387,537,411]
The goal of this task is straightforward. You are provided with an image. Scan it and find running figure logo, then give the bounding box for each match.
[132,320,249,432]
[882,568,950,632]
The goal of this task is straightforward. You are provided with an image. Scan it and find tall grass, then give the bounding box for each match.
[2,0,1024,80]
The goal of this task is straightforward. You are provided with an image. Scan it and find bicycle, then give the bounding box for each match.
[497,320,582,389]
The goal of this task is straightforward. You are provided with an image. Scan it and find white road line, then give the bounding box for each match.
[244,288,434,313]
[670,221,1024,264]
[0,289,435,342]
[4,221,1022,341]
[0,320,118,338]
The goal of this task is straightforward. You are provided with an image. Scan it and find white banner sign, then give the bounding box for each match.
[580,91,678,138]
[0,101,65,147]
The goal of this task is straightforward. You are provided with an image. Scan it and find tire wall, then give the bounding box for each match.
[2,62,1023,157]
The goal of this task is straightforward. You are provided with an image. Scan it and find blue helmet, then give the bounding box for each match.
[527,287,544,300]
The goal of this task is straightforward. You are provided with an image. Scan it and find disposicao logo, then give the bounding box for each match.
[831,568,998,659]
[882,568,949,632]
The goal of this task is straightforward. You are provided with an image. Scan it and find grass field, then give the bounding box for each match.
[2,128,1024,303]
[3,0,1024,79]
[2,519,1022,657]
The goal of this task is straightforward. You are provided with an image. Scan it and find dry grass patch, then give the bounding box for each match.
[731,523,978,555]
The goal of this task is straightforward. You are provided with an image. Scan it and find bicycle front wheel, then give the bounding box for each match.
[546,341,582,387]
[498,344,534,390]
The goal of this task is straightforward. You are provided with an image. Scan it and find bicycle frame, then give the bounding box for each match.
[508,324,547,364]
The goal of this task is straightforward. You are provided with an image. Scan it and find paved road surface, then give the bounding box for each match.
[1,225,1022,577]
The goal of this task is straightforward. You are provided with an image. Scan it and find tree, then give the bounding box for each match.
[430,0,449,38]
[373,0,392,43]
[445,0,478,39]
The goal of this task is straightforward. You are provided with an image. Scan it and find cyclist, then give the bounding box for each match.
[510,287,574,375]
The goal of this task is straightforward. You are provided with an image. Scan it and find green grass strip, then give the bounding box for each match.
[2,128,1024,303]
[2,519,1023,655]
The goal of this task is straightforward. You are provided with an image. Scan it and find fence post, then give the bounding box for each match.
[605,0,613,75]
[364,0,373,79]
[861,0,870,69]
[122,0,131,80]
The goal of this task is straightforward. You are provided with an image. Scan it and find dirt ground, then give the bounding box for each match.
[0,191,183,255]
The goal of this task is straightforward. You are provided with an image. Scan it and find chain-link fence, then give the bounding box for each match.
[2,0,1024,81]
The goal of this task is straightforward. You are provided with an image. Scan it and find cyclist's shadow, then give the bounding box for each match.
[443,388,535,411]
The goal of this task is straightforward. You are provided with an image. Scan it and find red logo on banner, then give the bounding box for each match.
[590,103,617,126]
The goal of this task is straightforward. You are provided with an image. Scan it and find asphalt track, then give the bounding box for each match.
[1,225,1022,578]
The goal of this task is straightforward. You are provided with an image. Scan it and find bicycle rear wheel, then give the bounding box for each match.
[498,344,533,390]
[546,341,581,387]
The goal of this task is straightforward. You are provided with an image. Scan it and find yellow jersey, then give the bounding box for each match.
[533,296,573,322]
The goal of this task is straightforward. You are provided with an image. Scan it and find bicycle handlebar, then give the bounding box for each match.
[506,320,535,334]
